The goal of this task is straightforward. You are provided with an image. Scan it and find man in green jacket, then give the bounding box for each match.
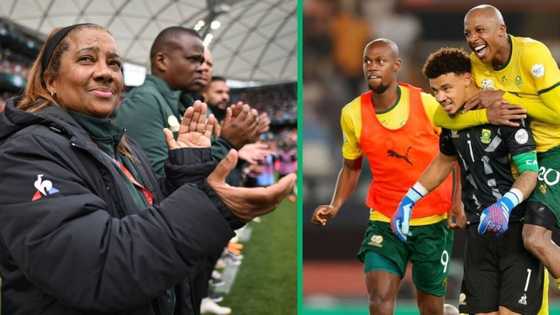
[116,26,259,176]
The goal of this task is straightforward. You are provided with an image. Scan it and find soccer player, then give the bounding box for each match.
[433,4,560,287]
[311,38,460,315]
[398,47,544,315]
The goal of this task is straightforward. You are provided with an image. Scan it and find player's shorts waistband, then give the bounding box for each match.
[369,209,447,226]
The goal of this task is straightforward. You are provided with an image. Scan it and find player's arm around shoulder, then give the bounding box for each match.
[422,92,488,131]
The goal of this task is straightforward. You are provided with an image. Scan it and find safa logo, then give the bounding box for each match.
[32,174,60,201]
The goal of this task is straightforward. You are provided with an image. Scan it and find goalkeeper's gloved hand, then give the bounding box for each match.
[391,183,426,241]
[478,189,522,236]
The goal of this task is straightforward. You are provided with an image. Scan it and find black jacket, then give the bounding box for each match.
[0,99,236,315]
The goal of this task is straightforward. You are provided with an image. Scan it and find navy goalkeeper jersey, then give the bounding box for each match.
[439,118,535,224]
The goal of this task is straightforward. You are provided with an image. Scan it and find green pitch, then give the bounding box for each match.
[222,200,297,315]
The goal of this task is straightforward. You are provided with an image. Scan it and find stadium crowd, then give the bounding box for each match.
[234,83,297,125]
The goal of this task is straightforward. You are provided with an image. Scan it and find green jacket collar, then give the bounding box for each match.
[67,110,124,158]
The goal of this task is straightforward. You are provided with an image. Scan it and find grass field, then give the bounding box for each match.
[222,199,297,315]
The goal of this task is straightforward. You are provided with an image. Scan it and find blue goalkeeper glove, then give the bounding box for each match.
[391,184,426,241]
[478,190,522,236]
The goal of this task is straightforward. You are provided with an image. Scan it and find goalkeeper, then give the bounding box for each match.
[393,48,544,314]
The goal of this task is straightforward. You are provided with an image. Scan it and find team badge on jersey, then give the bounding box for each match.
[514,129,529,144]
[518,293,527,305]
[32,174,60,201]
[480,129,492,144]
[531,64,545,78]
[451,130,459,138]
[459,293,466,306]
[368,235,383,247]
[481,79,494,90]
[539,182,548,194]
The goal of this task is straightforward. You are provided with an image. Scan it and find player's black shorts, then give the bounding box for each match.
[524,201,557,230]
[458,222,544,314]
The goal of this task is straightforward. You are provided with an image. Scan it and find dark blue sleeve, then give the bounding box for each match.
[439,128,457,157]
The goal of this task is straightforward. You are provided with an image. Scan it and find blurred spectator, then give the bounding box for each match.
[0,92,17,112]
[330,0,372,95]
[245,133,278,188]
[203,76,230,121]
[0,30,35,103]
[231,83,296,126]
[0,58,30,78]
[276,137,297,177]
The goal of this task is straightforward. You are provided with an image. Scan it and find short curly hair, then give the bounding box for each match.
[423,48,471,79]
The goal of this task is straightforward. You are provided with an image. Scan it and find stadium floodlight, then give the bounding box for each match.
[210,20,221,30]
[194,20,205,31]
[201,1,231,36]
[11,75,25,88]
[203,33,214,46]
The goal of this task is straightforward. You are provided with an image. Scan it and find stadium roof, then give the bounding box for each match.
[0,0,297,83]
